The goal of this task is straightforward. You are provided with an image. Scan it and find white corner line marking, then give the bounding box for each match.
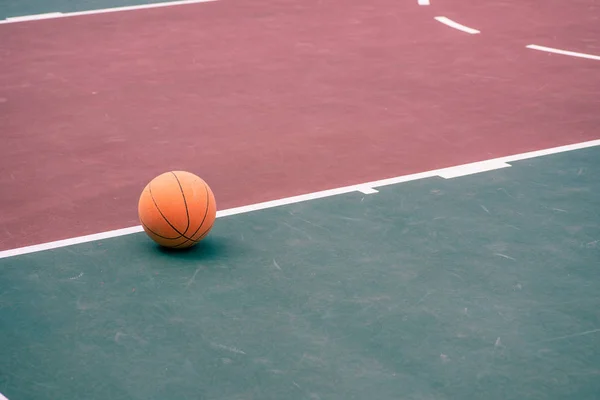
[0,0,217,24]
[1,138,599,259]
[356,186,379,194]
[526,44,600,61]
[418,0,430,5]
[434,16,480,34]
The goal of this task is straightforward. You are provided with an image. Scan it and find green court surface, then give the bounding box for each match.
[0,0,196,20]
[1,147,599,400]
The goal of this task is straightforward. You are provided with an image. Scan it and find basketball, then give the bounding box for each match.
[138,171,217,249]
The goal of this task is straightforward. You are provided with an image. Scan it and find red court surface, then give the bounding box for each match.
[1,0,599,251]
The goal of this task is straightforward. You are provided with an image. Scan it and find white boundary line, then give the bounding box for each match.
[526,44,600,61]
[5,12,63,21]
[0,0,217,24]
[1,139,599,260]
[438,161,511,179]
[418,0,430,5]
[434,16,480,34]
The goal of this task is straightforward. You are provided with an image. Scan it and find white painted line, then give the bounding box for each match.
[439,160,511,179]
[0,226,145,259]
[6,12,63,21]
[434,16,480,34]
[356,186,379,194]
[418,0,430,5]
[0,0,217,25]
[0,392,8,400]
[526,44,600,61]
[1,138,599,259]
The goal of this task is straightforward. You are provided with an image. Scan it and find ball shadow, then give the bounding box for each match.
[151,235,239,262]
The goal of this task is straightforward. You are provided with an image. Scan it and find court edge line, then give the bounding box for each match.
[526,44,600,61]
[434,16,480,34]
[6,12,63,21]
[1,138,599,260]
[438,161,511,179]
[0,0,217,24]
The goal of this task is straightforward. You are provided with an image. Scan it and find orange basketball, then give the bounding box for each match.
[138,171,217,249]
